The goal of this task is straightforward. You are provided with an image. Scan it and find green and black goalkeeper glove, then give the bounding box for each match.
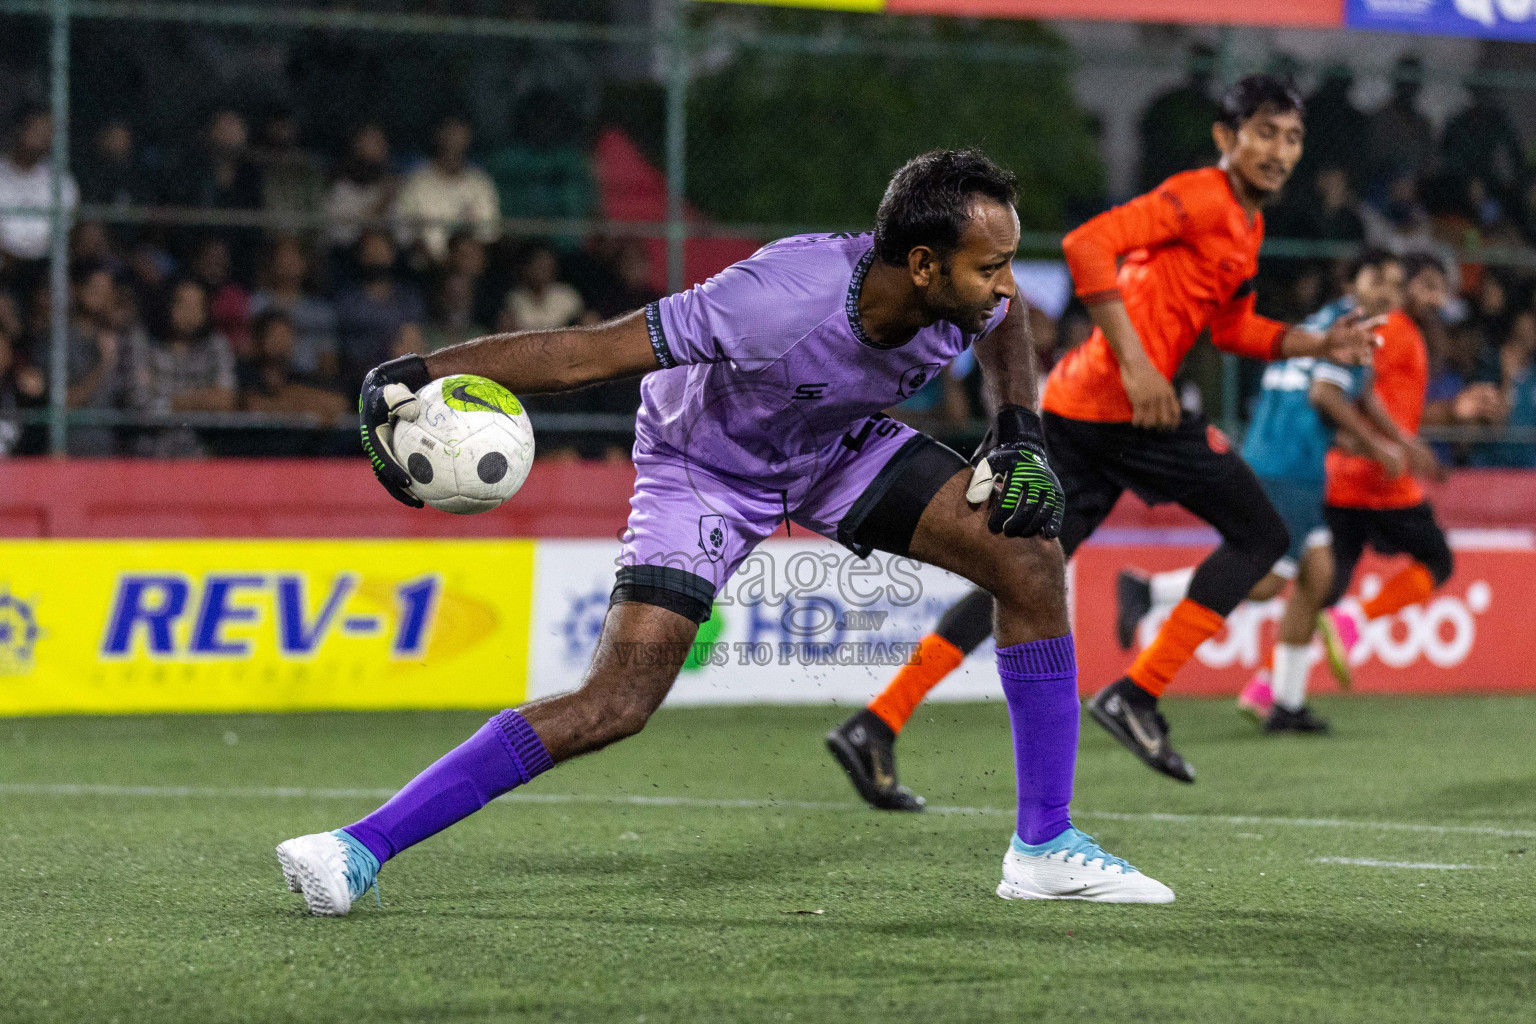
[966,405,1065,539]
[359,354,431,509]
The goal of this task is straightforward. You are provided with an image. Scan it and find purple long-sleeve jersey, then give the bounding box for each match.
[638,233,1008,483]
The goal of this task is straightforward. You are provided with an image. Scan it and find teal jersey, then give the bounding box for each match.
[1240,298,1368,484]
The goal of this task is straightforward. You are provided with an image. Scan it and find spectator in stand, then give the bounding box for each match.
[0,105,78,298]
[1300,65,1370,193]
[1137,42,1219,192]
[424,272,485,353]
[393,114,500,269]
[1481,309,1536,467]
[70,220,125,276]
[334,229,424,394]
[250,235,338,382]
[1424,320,1503,466]
[1464,272,1515,377]
[1441,84,1524,207]
[125,237,175,309]
[189,235,251,357]
[1513,176,1536,247]
[239,309,348,426]
[0,290,43,456]
[323,124,397,255]
[75,119,154,214]
[585,239,661,321]
[443,230,496,327]
[166,109,263,279]
[253,106,325,236]
[1366,54,1435,197]
[124,277,236,457]
[61,259,128,456]
[498,244,583,332]
[487,88,595,232]
[1272,165,1365,244]
[1362,174,1435,253]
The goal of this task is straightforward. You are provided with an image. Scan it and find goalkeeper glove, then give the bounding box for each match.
[965,405,1065,539]
[359,354,430,508]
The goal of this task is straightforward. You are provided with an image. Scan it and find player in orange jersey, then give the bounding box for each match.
[828,75,1379,806]
[1314,253,1455,680]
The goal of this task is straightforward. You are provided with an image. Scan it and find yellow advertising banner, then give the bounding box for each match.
[0,540,534,716]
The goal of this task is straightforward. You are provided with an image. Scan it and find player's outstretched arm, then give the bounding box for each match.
[1356,387,1449,483]
[1309,378,1405,479]
[425,309,659,393]
[358,310,660,508]
[1279,309,1384,365]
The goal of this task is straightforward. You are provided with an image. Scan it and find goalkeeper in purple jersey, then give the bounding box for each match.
[275,150,1175,916]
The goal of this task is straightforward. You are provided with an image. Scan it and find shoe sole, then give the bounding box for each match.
[824,732,924,812]
[1316,614,1354,691]
[996,880,1175,904]
[275,840,351,917]
[278,851,302,893]
[1086,699,1195,784]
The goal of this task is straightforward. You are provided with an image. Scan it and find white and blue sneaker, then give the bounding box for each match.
[275,829,381,917]
[997,827,1174,903]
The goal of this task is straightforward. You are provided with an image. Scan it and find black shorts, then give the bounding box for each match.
[837,433,969,559]
[1042,410,1277,560]
[1324,501,1454,601]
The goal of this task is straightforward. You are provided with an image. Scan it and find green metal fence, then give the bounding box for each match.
[2,0,1535,459]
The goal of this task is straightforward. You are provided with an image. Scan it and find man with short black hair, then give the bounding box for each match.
[277,149,1178,916]
[1315,253,1454,680]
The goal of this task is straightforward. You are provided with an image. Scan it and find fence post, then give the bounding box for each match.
[663,0,687,294]
[46,0,72,455]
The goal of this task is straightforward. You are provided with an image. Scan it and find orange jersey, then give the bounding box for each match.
[1043,167,1287,422]
[1325,309,1428,510]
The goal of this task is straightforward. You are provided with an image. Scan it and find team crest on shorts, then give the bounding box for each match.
[698,515,727,563]
[897,363,942,399]
[1206,424,1231,454]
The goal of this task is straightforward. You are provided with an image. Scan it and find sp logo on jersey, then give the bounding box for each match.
[898,363,942,400]
[699,515,727,563]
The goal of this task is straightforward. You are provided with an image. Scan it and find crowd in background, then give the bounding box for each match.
[885,44,1536,469]
[0,104,655,457]
[4,46,1536,465]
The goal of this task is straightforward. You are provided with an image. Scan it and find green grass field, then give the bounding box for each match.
[2,696,1534,1023]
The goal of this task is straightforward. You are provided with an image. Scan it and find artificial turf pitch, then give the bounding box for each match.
[1,696,1533,1023]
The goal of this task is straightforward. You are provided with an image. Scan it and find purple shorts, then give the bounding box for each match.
[613,415,963,622]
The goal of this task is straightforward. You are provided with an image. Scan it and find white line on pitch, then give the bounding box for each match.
[1312,857,1488,870]
[2,781,1536,841]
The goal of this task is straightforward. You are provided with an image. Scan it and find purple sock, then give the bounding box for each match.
[996,633,1079,845]
[344,709,553,864]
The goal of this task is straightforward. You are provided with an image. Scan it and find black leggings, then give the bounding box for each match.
[1323,502,1454,608]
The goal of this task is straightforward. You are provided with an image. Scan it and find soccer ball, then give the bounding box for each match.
[389,374,535,514]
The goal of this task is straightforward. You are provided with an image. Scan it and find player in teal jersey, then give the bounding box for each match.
[1119,249,1409,732]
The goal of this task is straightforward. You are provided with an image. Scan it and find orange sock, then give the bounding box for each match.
[1361,563,1436,620]
[1126,598,1227,698]
[867,633,966,733]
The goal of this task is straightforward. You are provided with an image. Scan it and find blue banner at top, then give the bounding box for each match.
[1346,0,1536,40]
